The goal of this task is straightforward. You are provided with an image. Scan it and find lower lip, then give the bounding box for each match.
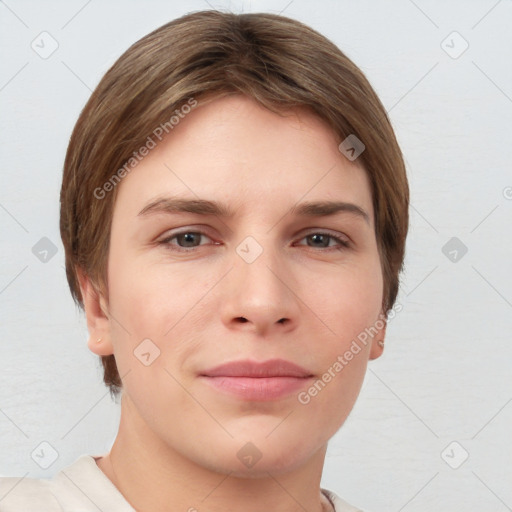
[201,376,312,401]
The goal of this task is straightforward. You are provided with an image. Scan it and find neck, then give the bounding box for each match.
[97,394,332,512]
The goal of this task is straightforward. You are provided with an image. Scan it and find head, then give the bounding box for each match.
[60,10,408,474]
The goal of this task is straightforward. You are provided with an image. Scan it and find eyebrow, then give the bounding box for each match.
[291,200,370,224]
[138,197,370,225]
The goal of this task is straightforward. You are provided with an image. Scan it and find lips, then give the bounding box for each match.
[200,359,314,401]
[202,359,312,378]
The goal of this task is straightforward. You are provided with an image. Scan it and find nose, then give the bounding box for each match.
[220,243,300,337]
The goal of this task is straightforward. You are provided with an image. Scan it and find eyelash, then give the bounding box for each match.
[159,230,350,252]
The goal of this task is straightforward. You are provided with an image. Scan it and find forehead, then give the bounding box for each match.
[112,95,373,222]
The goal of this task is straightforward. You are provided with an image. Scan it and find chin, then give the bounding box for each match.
[187,429,326,478]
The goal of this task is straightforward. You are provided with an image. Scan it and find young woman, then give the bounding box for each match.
[0,10,408,512]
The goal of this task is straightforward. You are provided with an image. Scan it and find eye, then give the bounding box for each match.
[160,230,213,250]
[296,232,350,250]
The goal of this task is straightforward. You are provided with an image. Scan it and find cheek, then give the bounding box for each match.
[106,251,194,335]
[104,252,213,382]
[296,265,382,423]
[309,257,383,346]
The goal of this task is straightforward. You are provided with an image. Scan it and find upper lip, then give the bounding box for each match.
[201,359,313,378]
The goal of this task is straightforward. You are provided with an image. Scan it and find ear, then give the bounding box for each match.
[369,311,387,360]
[77,268,114,357]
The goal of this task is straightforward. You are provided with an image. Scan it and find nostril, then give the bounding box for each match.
[234,317,288,324]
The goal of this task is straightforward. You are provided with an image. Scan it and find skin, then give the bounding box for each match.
[79,94,386,512]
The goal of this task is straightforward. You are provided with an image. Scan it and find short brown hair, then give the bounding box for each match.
[60,10,409,397]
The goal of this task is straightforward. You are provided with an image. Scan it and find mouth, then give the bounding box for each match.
[199,359,314,401]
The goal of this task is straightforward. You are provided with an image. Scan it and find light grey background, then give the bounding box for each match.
[1,1,511,511]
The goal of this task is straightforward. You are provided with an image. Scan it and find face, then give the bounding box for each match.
[85,94,385,476]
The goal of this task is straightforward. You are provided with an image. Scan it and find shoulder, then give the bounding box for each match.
[0,454,132,512]
[0,475,61,512]
[322,488,370,512]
